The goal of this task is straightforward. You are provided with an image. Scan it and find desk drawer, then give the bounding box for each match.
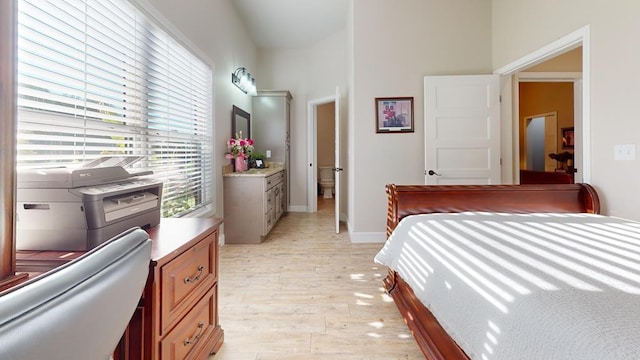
[161,232,216,334]
[160,285,217,360]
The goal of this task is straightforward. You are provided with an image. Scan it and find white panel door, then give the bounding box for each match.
[424,75,501,185]
[334,87,341,233]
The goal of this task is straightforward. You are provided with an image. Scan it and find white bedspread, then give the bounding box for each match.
[374,212,640,360]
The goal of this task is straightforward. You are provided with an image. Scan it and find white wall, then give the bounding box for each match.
[258,30,348,209]
[145,0,640,241]
[143,0,258,224]
[349,0,493,240]
[492,0,640,220]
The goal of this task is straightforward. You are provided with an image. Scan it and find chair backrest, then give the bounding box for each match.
[0,227,152,360]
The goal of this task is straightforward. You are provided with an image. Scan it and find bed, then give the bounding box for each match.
[375,184,640,359]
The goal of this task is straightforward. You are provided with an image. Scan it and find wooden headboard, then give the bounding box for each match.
[385,184,600,239]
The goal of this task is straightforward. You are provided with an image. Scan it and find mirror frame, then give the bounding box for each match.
[231,105,250,139]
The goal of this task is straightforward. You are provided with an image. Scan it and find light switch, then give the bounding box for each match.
[266,150,272,158]
[614,144,636,161]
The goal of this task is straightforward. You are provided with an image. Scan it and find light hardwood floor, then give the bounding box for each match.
[212,197,424,359]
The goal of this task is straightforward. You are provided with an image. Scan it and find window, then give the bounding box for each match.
[17,0,214,217]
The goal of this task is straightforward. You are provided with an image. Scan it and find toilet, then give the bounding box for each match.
[319,166,335,199]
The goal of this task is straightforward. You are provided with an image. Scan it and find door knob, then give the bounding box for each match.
[428,170,442,176]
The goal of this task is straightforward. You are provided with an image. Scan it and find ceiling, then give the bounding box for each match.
[231,0,349,49]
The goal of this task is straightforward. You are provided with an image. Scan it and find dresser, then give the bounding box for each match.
[125,217,224,360]
[16,217,224,360]
[223,168,285,244]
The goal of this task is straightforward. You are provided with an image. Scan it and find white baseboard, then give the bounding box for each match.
[287,205,308,212]
[347,231,386,243]
[345,219,386,243]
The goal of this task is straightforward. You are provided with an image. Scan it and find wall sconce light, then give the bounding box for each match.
[231,67,257,96]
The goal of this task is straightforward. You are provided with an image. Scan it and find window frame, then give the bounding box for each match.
[16,0,217,218]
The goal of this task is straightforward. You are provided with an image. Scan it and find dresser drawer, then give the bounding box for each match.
[161,232,217,335]
[264,170,284,191]
[276,170,284,184]
[160,285,218,360]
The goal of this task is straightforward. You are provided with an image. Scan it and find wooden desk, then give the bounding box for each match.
[16,250,84,274]
[16,217,224,360]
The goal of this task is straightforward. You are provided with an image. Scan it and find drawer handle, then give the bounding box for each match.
[184,322,204,346]
[184,265,204,284]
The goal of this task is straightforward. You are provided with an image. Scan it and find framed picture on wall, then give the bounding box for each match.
[375,97,414,133]
[562,127,574,148]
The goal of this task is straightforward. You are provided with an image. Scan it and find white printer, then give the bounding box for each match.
[16,156,163,251]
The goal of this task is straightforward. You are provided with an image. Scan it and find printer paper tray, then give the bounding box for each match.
[103,192,159,222]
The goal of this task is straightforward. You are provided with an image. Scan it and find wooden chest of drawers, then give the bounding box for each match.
[117,217,224,360]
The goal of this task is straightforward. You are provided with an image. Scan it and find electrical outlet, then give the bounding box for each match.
[614,144,636,161]
[266,150,272,158]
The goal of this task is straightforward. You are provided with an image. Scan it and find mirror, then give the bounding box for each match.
[232,105,250,139]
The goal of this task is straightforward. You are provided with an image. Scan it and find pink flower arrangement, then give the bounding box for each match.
[225,131,254,159]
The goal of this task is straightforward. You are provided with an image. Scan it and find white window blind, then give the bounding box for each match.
[17,0,214,217]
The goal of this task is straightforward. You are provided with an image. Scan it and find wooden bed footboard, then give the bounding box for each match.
[382,183,601,359]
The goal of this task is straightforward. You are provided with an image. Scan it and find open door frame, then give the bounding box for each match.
[495,25,591,184]
[515,72,583,181]
[307,93,339,216]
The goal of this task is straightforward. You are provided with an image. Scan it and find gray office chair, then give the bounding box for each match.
[0,227,152,360]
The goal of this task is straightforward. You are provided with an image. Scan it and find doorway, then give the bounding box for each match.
[307,88,342,233]
[519,79,577,176]
[516,77,580,181]
[496,25,589,184]
[316,102,336,213]
[306,95,337,213]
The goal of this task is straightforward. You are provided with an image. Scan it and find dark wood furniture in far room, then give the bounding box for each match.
[519,169,574,184]
[383,184,600,360]
[16,217,224,360]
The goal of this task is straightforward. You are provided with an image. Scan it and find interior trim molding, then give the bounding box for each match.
[494,26,588,76]
[495,25,591,184]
